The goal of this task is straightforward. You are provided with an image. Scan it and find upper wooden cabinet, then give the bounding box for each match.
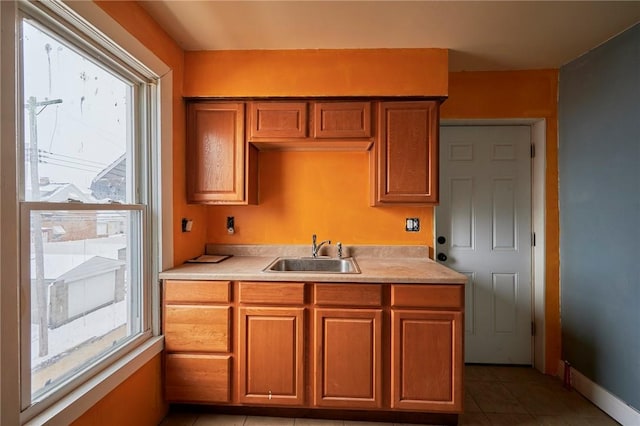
[247,101,373,151]
[249,102,308,139]
[313,101,371,138]
[373,101,439,205]
[186,102,257,204]
[185,98,440,205]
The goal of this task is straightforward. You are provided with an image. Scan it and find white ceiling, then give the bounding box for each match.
[138,1,640,71]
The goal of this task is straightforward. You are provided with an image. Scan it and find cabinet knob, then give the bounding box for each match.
[437,253,448,262]
[437,236,446,244]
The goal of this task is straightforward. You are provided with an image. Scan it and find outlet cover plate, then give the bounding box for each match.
[406,218,420,232]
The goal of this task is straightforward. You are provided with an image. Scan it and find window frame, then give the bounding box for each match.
[0,1,173,424]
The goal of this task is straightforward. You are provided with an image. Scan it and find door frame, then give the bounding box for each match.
[438,119,546,373]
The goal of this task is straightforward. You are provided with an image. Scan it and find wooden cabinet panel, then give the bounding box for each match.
[313,102,371,138]
[249,102,308,139]
[165,354,231,403]
[187,102,250,204]
[313,283,382,307]
[391,309,463,412]
[164,305,230,353]
[374,101,439,205]
[391,284,463,310]
[165,280,230,304]
[313,308,383,408]
[238,306,305,405]
[239,282,305,305]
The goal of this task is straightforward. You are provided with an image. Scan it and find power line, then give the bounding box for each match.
[38,149,109,167]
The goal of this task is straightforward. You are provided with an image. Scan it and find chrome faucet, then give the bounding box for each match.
[311,234,331,258]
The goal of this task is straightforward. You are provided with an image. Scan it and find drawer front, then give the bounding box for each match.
[239,282,305,305]
[164,280,230,304]
[314,284,382,307]
[166,354,231,403]
[164,305,230,352]
[391,284,463,309]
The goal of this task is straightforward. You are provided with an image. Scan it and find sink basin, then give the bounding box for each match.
[263,257,361,274]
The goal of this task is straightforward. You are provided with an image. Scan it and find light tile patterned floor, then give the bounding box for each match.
[160,366,620,426]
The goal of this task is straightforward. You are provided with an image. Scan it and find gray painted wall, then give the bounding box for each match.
[559,23,640,410]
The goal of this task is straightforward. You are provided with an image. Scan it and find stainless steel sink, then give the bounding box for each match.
[263,257,361,274]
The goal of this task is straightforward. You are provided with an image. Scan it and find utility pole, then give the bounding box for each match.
[27,96,62,357]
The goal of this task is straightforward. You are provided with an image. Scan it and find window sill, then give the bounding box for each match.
[23,336,164,426]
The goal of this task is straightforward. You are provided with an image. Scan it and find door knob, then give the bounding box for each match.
[437,236,446,244]
[437,253,448,262]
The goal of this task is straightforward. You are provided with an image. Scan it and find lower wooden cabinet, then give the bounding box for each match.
[165,354,231,403]
[237,306,305,406]
[391,309,463,412]
[313,308,383,408]
[162,280,464,417]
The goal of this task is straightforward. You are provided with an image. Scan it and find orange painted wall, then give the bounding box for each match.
[183,49,449,249]
[208,151,434,246]
[70,354,165,426]
[441,70,561,374]
[184,49,448,97]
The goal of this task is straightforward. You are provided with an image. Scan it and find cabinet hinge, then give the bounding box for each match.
[531,144,536,158]
[532,232,536,247]
[531,321,536,336]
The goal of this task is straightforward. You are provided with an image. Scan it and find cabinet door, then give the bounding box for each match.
[391,309,463,412]
[313,102,371,138]
[374,101,439,204]
[238,306,305,405]
[313,308,382,408]
[165,354,231,403]
[249,102,307,139]
[186,102,251,204]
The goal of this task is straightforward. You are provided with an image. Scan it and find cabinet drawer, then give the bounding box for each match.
[164,280,230,304]
[313,101,371,138]
[249,102,307,139]
[314,284,382,307]
[166,354,231,403]
[239,282,305,305]
[165,305,230,352]
[391,284,463,309]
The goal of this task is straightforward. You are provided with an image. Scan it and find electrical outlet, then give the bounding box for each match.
[181,218,193,232]
[405,218,420,232]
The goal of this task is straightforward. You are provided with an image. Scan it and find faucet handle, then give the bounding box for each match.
[337,242,343,258]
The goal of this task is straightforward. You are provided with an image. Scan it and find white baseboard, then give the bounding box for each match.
[558,361,640,426]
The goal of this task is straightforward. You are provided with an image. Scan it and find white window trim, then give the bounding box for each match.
[1,1,173,424]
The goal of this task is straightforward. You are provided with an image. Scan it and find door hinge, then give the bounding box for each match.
[531,144,536,158]
[531,321,536,336]
[532,232,536,247]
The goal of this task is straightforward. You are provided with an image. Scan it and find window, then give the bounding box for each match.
[15,2,161,418]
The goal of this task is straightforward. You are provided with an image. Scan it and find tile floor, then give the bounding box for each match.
[160,365,620,426]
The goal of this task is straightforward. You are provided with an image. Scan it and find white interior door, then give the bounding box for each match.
[437,126,532,364]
